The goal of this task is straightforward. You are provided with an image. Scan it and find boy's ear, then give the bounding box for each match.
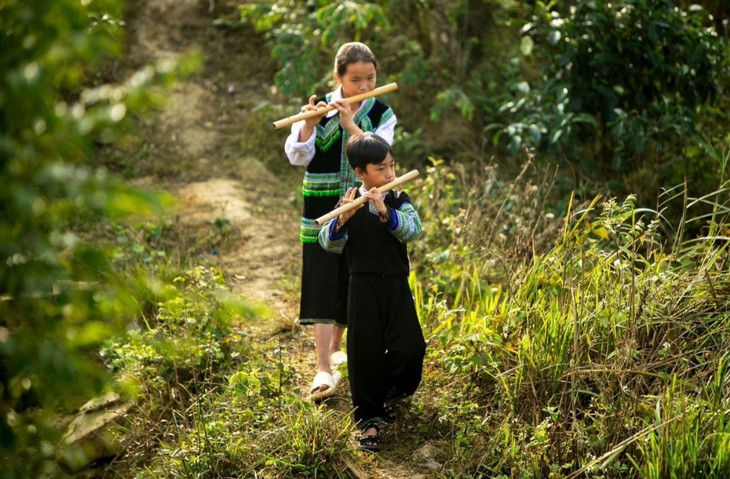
[354,166,366,179]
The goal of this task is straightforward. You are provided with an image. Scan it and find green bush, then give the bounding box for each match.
[413,160,730,477]
[239,0,390,99]
[0,0,195,475]
[104,272,359,478]
[496,0,728,177]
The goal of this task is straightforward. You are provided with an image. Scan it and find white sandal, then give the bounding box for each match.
[309,370,341,401]
[330,351,348,368]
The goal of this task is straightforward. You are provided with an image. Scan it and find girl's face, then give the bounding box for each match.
[337,61,377,99]
[355,153,396,190]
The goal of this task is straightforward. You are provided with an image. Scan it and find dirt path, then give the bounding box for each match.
[124,0,301,321]
[121,1,437,477]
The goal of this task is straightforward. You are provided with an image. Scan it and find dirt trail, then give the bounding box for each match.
[123,1,437,477]
[125,0,301,321]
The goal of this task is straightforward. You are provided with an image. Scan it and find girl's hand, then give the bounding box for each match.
[331,99,359,134]
[335,187,361,230]
[298,95,327,141]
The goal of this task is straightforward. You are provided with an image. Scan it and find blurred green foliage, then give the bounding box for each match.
[0,0,197,475]
[240,0,390,97]
[500,1,728,172]
[239,0,728,209]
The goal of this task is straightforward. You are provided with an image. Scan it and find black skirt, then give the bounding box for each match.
[298,242,349,327]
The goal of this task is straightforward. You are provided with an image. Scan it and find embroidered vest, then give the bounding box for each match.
[343,190,412,276]
[299,96,394,243]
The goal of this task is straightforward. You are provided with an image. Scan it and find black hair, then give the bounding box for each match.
[346,132,393,171]
[334,42,378,80]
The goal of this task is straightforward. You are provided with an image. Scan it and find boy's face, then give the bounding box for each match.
[355,153,396,190]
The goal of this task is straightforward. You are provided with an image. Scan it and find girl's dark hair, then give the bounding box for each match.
[333,42,378,80]
[346,132,393,170]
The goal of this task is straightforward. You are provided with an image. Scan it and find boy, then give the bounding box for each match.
[318,132,426,452]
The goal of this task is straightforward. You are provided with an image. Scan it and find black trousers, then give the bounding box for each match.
[346,274,426,428]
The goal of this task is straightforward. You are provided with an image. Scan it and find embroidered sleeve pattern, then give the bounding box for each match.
[318,218,347,254]
[390,202,423,243]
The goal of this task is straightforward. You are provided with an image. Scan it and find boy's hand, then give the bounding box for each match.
[362,188,389,221]
[335,187,360,230]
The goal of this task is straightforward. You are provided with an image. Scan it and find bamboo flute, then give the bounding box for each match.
[272,82,398,129]
[314,169,420,226]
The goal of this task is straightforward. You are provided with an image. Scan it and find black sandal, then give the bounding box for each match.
[383,403,397,424]
[383,393,410,424]
[357,423,381,452]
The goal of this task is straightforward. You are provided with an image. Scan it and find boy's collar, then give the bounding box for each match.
[358,185,387,198]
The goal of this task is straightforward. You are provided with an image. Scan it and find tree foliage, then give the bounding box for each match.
[0,0,194,475]
[240,0,390,97]
[239,0,728,194]
[498,0,728,174]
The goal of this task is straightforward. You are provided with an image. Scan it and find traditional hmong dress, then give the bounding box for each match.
[318,188,426,430]
[285,88,396,326]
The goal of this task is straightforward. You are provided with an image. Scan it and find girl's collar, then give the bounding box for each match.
[327,86,370,118]
[325,87,343,118]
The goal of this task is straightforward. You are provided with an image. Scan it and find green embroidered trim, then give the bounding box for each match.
[302,187,342,197]
[302,171,342,197]
[359,114,373,133]
[315,95,342,152]
[304,171,340,181]
[300,218,322,244]
[300,235,319,244]
[379,107,394,127]
[301,170,362,198]
[316,126,341,152]
[356,97,376,125]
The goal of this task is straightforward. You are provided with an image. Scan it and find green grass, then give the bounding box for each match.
[410,157,730,478]
[85,150,730,478]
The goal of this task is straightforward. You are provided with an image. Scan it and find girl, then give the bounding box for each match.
[285,42,397,400]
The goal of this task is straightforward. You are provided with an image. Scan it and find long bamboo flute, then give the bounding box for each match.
[314,169,420,226]
[272,82,398,129]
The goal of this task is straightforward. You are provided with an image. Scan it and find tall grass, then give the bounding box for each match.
[412,153,730,477]
[93,151,729,478]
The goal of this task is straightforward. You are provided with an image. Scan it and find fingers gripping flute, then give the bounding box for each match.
[272,82,398,129]
[314,170,420,226]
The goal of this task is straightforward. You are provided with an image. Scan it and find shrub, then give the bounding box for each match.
[0,0,195,475]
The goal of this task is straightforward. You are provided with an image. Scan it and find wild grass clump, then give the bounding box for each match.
[409,156,563,304]
[141,388,359,478]
[411,153,730,477]
[97,255,362,478]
